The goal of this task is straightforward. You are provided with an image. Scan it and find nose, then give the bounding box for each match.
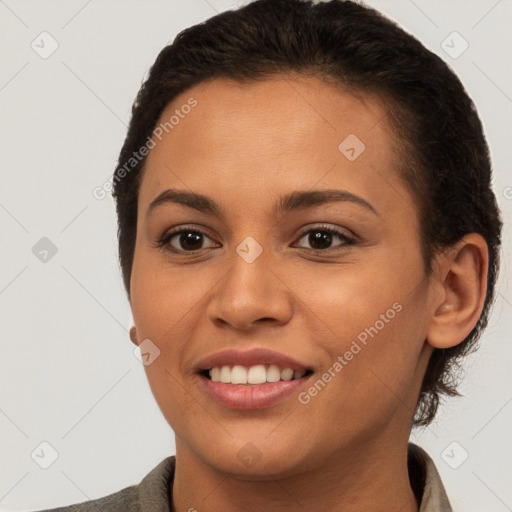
[206,244,294,332]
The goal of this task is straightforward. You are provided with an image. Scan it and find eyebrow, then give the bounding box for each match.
[146,188,379,218]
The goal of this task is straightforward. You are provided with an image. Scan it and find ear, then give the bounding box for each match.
[426,233,489,349]
[129,326,139,346]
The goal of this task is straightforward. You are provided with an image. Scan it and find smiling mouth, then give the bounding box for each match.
[200,364,314,385]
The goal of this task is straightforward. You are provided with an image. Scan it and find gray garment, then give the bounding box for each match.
[36,456,173,512]
[409,444,453,512]
[36,443,452,511]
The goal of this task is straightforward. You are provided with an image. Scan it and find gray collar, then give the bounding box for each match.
[408,443,453,511]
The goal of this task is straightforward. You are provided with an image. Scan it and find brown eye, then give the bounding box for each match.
[157,228,217,253]
[172,231,205,251]
[294,226,356,252]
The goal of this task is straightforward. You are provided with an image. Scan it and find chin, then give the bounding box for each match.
[178,422,321,480]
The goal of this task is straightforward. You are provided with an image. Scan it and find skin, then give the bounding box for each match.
[129,74,488,512]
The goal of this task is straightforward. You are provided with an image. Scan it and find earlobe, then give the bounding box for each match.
[426,233,489,350]
[129,326,139,346]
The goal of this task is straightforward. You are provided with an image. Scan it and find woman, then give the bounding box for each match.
[38,0,502,510]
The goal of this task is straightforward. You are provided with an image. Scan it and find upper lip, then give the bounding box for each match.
[195,348,312,372]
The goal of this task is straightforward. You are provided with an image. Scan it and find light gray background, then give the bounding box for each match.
[0,0,511,510]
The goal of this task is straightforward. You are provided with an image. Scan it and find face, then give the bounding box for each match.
[130,75,436,477]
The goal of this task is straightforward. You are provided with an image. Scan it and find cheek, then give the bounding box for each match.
[289,258,428,411]
[286,260,401,342]
[130,252,211,336]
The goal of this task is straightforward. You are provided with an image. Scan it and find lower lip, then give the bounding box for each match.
[199,374,311,409]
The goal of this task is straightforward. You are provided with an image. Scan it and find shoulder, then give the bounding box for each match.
[35,484,139,512]
[408,443,453,512]
[32,456,176,512]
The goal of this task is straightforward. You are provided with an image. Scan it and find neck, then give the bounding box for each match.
[171,432,419,512]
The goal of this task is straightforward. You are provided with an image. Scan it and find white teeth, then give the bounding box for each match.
[207,364,308,384]
[266,365,281,382]
[220,365,231,384]
[247,365,267,384]
[210,367,220,381]
[280,368,294,381]
[231,365,247,384]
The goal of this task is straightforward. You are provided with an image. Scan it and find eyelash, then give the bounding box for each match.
[154,224,357,255]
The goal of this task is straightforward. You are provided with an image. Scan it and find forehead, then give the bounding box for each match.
[138,74,410,219]
[153,74,392,157]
